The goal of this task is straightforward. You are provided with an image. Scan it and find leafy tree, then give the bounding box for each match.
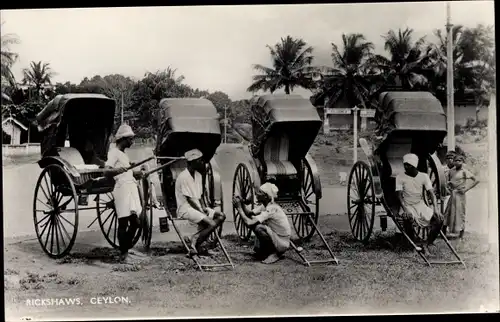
[312,33,384,109]
[374,28,433,90]
[1,21,20,102]
[21,61,56,101]
[129,67,192,137]
[206,91,232,117]
[247,36,316,94]
[428,24,495,105]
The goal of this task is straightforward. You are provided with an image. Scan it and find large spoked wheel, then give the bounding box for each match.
[232,163,254,241]
[347,161,376,244]
[33,164,79,259]
[96,189,142,249]
[204,163,223,243]
[417,154,443,240]
[293,159,320,241]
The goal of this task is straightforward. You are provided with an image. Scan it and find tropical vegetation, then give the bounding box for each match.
[1,20,495,144]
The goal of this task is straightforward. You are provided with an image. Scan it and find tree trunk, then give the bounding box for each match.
[284,85,290,95]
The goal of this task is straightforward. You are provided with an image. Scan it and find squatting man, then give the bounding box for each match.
[233,182,292,264]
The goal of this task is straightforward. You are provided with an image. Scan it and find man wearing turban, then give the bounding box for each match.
[396,153,444,255]
[175,149,226,256]
[233,182,291,264]
[103,124,144,262]
[444,153,479,238]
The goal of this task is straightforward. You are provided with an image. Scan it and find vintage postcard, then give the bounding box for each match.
[2,2,498,320]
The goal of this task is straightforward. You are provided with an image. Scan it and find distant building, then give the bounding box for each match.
[2,117,28,145]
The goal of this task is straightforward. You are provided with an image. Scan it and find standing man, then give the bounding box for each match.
[175,149,226,256]
[441,150,456,236]
[444,153,479,239]
[104,124,144,262]
[233,182,291,264]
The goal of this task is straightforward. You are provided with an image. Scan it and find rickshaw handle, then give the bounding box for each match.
[143,156,186,178]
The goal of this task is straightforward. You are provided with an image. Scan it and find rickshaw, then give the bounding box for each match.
[33,94,153,259]
[346,91,465,266]
[231,94,338,266]
[139,98,234,271]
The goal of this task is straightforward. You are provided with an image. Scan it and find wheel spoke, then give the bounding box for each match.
[36,213,51,226]
[58,214,75,227]
[112,214,118,245]
[43,216,53,250]
[54,215,61,255]
[55,217,68,249]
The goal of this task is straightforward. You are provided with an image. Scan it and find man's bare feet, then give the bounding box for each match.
[262,253,280,264]
[183,236,198,255]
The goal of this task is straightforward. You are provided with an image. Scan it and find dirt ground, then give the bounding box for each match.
[3,136,499,320]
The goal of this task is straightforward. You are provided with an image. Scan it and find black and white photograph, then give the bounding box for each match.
[1,2,498,320]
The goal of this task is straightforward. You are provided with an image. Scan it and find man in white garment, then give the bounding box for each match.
[104,124,144,262]
[396,153,444,255]
[175,149,226,256]
[233,182,292,264]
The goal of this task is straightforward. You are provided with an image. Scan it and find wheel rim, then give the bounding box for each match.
[204,163,223,243]
[33,164,79,258]
[347,161,376,243]
[417,155,441,240]
[232,164,253,240]
[97,190,142,250]
[141,179,153,249]
[293,160,319,241]
[96,193,119,248]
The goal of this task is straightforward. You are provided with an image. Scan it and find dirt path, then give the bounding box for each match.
[4,143,498,320]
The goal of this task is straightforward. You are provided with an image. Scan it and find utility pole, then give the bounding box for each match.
[488,93,497,251]
[352,106,359,164]
[121,92,124,124]
[224,105,228,144]
[446,1,455,151]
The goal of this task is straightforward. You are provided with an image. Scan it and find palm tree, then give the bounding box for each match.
[427,24,495,105]
[1,22,20,101]
[247,36,316,95]
[312,33,384,109]
[372,28,432,90]
[22,61,56,100]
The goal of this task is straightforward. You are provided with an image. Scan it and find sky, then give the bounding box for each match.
[1,2,495,100]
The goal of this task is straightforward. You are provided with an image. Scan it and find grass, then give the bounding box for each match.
[4,218,498,317]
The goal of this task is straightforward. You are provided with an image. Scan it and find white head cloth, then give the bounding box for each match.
[260,182,279,202]
[185,149,203,161]
[114,124,135,141]
[403,153,419,168]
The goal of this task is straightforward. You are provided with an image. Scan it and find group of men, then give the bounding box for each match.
[100,124,291,264]
[101,123,478,263]
[396,151,478,255]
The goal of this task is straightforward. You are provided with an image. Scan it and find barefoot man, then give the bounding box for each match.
[175,149,226,256]
[396,153,444,255]
[233,182,291,264]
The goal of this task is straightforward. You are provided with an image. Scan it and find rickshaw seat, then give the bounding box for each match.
[170,159,188,180]
[385,138,412,178]
[263,134,297,176]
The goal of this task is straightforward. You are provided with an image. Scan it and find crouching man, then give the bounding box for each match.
[175,149,226,256]
[233,182,291,264]
[396,153,444,255]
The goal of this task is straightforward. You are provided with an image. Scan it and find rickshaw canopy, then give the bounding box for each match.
[374,91,447,155]
[36,93,116,162]
[250,94,322,160]
[155,98,221,161]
